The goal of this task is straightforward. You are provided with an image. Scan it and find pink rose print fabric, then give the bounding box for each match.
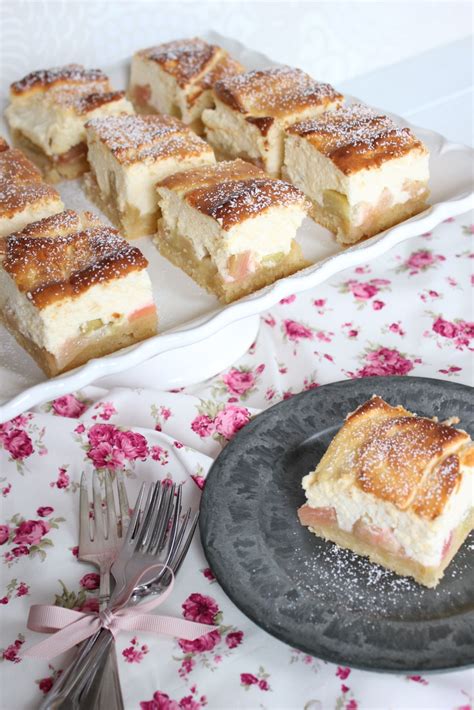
[0,214,472,709]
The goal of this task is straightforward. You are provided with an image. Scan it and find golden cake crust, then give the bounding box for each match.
[213,66,343,119]
[324,395,471,520]
[186,177,308,230]
[0,147,62,218]
[3,211,149,309]
[197,55,244,92]
[157,158,264,193]
[10,64,109,96]
[86,114,213,165]
[0,146,42,182]
[136,38,221,88]
[286,103,427,174]
[158,159,309,229]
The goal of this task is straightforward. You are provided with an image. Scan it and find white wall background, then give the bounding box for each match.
[0,0,472,88]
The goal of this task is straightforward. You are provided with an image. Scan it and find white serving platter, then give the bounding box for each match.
[0,32,473,423]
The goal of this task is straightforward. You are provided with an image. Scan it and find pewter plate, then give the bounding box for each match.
[200,376,474,672]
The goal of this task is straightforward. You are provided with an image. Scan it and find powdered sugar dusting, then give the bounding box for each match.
[11,64,108,94]
[357,415,466,507]
[291,529,471,615]
[140,38,217,86]
[215,66,342,115]
[187,177,307,229]
[4,218,148,307]
[0,148,61,216]
[86,114,211,164]
[289,103,425,172]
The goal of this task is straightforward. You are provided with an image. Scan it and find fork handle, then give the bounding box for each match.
[38,631,122,709]
[98,561,112,610]
[80,641,123,710]
[39,630,121,709]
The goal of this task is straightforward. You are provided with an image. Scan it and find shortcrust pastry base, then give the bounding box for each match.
[11,129,88,183]
[304,513,473,588]
[155,222,309,304]
[1,308,157,377]
[310,190,430,245]
[83,172,156,240]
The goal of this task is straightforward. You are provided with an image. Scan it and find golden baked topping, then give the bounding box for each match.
[197,55,244,91]
[137,38,220,88]
[186,177,307,230]
[157,158,263,193]
[158,159,307,229]
[3,211,148,308]
[213,66,343,117]
[287,103,426,174]
[0,147,42,183]
[72,90,127,115]
[86,114,211,164]
[10,64,109,95]
[332,396,470,518]
[356,415,467,510]
[0,148,61,218]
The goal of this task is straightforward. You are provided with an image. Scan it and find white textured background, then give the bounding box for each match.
[0,0,472,87]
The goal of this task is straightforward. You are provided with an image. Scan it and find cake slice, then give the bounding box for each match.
[129,37,243,133]
[0,211,157,376]
[84,114,215,239]
[284,103,430,244]
[0,142,64,237]
[298,396,474,588]
[155,159,310,303]
[202,67,343,177]
[5,64,134,182]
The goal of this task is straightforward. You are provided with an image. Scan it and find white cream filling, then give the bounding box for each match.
[284,134,429,221]
[0,199,63,238]
[302,466,473,567]
[5,94,134,155]
[0,268,153,356]
[130,57,179,115]
[130,56,216,127]
[203,101,262,150]
[86,135,215,216]
[157,186,306,279]
[203,99,340,178]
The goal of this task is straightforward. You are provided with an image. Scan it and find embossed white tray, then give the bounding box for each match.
[0,32,473,422]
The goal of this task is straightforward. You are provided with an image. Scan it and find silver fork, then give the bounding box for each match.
[40,470,130,710]
[79,470,130,610]
[79,471,130,708]
[43,481,198,709]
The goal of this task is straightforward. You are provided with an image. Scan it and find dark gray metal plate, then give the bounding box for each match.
[200,376,474,672]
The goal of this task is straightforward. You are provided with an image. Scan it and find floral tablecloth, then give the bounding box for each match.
[0,213,473,710]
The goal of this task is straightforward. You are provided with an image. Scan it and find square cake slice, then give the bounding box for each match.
[298,396,474,588]
[155,159,310,303]
[284,103,430,244]
[0,142,64,237]
[84,114,215,239]
[0,211,157,376]
[129,37,243,133]
[202,67,343,177]
[5,64,134,182]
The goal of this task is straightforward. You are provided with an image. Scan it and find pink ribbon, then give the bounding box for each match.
[22,566,212,660]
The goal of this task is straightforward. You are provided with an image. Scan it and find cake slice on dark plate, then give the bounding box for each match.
[298,395,473,588]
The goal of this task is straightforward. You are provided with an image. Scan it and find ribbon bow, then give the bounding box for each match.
[22,565,212,660]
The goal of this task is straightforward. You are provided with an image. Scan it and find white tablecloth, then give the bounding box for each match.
[0,212,473,710]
